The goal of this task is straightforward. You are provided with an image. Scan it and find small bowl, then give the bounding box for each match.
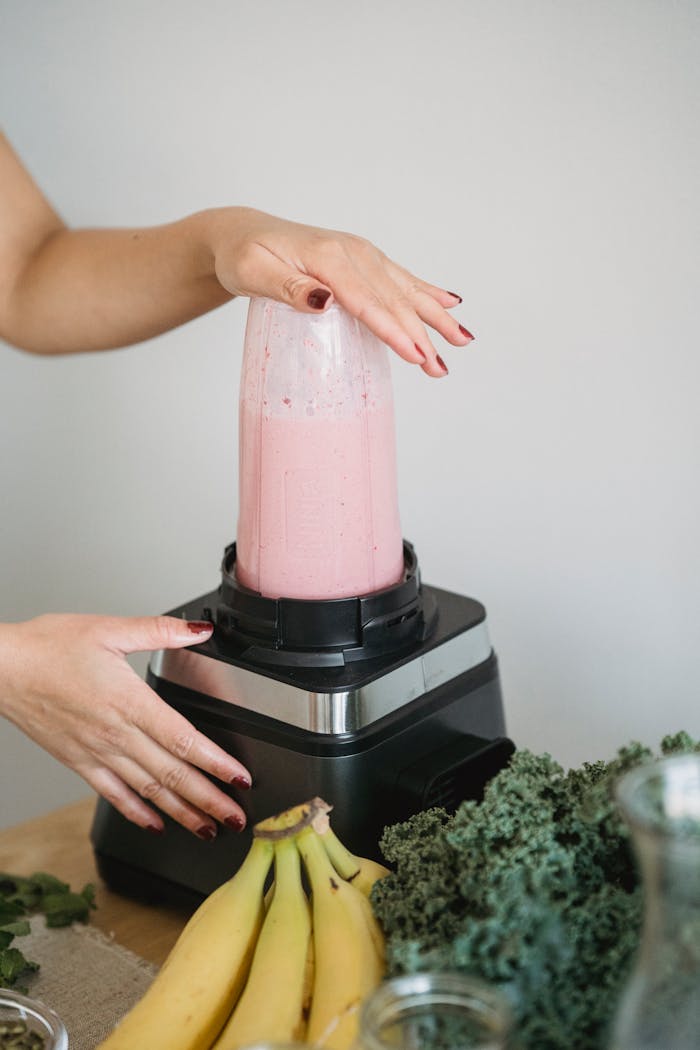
[0,989,68,1049]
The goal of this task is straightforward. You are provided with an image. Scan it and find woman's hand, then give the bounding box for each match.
[206,208,474,378]
[0,614,249,838]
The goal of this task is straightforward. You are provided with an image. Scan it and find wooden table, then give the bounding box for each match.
[0,796,188,966]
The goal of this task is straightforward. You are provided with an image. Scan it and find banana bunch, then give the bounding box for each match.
[96,798,390,1050]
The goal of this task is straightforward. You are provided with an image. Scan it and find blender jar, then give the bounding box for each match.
[236,298,404,600]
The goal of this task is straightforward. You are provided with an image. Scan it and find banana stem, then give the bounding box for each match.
[316,825,361,882]
[254,797,332,840]
[296,825,336,884]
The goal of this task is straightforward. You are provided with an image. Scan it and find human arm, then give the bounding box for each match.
[0,614,250,838]
[0,132,472,376]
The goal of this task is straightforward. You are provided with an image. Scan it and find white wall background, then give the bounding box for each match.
[1,0,698,829]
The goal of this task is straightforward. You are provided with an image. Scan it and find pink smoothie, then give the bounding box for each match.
[236,400,404,600]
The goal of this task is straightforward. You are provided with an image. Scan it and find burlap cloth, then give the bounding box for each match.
[20,915,157,1049]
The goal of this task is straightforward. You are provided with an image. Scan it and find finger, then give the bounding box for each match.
[385,262,474,344]
[236,242,336,314]
[102,615,214,656]
[103,751,214,839]
[406,286,475,348]
[117,697,251,827]
[387,264,464,310]
[79,763,167,834]
[390,299,450,379]
[350,293,429,367]
[315,260,425,366]
[82,752,234,841]
[112,751,246,839]
[128,680,252,790]
[118,743,246,836]
[326,259,447,376]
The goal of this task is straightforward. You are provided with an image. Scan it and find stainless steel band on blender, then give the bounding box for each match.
[149,619,493,735]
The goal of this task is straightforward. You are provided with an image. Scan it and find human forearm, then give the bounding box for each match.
[0,210,234,354]
[0,131,234,354]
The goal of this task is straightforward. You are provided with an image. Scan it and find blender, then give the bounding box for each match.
[91,298,513,903]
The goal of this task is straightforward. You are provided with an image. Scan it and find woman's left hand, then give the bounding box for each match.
[208,207,474,378]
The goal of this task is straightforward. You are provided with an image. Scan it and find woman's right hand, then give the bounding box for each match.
[0,613,251,838]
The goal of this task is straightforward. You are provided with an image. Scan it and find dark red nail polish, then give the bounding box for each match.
[146,824,164,836]
[231,774,252,790]
[224,814,245,832]
[458,324,475,341]
[414,343,427,363]
[307,288,331,310]
[437,355,449,374]
[196,824,217,840]
[187,620,213,635]
[447,291,463,303]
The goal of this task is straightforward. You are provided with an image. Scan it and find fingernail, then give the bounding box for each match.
[437,355,449,375]
[146,824,164,836]
[414,343,427,363]
[187,620,213,635]
[307,288,331,310]
[458,324,475,342]
[196,824,217,840]
[447,291,463,303]
[224,814,245,832]
[231,774,252,790]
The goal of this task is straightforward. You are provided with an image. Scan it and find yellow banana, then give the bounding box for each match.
[298,826,386,1050]
[317,821,391,897]
[95,837,274,1050]
[301,906,315,1018]
[211,837,312,1049]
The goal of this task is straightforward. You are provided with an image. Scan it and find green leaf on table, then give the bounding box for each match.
[27,872,71,898]
[0,900,25,927]
[43,885,96,927]
[0,920,31,938]
[0,874,27,895]
[0,946,39,985]
[0,873,40,911]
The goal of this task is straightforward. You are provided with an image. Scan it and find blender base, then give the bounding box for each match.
[91,583,513,904]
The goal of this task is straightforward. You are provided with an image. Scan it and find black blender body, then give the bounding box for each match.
[91,300,513,903]
[91,542,512,904]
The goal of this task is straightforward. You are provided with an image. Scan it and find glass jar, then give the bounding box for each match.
[358,972,514,1050]
[0,989,68,1050]
[610,754,700,1049]
[236,298,404,600]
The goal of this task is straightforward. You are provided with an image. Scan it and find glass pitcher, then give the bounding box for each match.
[358,972,514,1050]
[610,754,700,1049]
[236,298,404,600]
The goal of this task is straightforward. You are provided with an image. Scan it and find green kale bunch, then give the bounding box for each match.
[372,732,700,1050]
